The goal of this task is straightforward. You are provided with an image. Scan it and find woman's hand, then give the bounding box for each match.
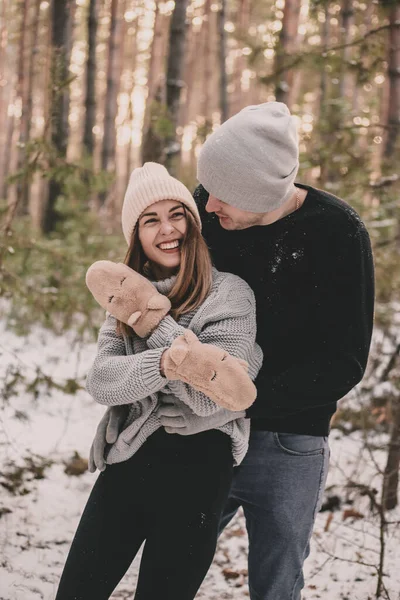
[86,261,171,337]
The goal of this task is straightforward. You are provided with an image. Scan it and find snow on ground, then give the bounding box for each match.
[1,322,400,600]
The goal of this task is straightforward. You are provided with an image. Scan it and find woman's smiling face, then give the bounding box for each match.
[138,199,187,279]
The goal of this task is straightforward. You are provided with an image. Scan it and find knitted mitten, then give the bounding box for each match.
[86,261,171,337]
[163,330,256,411]
[88,405,128,472]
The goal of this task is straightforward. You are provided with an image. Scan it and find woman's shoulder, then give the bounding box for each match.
[211,268,254,293]
[185,268,256,329]
[210,268,256,305]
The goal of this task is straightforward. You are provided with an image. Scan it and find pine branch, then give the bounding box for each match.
[259,23,391,85]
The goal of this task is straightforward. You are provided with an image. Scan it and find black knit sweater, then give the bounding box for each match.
[194,183,375,436]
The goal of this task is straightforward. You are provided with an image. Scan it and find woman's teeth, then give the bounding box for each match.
[159,241,179,250]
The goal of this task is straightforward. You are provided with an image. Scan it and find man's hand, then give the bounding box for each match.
[88,406,128,472]
[156,393,245,435]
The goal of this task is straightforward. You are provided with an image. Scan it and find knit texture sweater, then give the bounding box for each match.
[86,268,263,465]
[193,184,375,435]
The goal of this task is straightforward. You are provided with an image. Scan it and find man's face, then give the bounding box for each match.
[205,194,265,230]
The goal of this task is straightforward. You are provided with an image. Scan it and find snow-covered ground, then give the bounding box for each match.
[1,322,399,600]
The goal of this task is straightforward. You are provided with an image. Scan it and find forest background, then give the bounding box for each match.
[0,0,400,599]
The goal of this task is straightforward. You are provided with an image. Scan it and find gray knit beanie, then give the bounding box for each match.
[197,102,299,213]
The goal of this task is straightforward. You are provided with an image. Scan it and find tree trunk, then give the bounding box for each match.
[201,0,212,125]
[101,0,123,184]
[144,2,164,126]
[231,0,250,116]
[6,0,29,212]
[42,0,74,234]
[26,0,41,143]
[317,5,331,187]
[275,0,301,107]
[338,0,355,99]
[16,0,29,148]
[179,11,195,129]
[383,2,400,159]
[0,0,11,200]
[383,395,400,510]
[218,0,228,123]
[164,0,190,173]
[141,84,165,164]
[31,5,52,230]
[0,0,7,116]
[83,0,98,158]
[125,15,139,187]
[368,2,385,179]
[141,2,166,164]
[0,85,16,202]
[17,0,41,213]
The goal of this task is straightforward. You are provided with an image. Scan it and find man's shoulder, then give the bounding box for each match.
[303,185,367,235]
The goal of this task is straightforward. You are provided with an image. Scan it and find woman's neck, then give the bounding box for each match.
[147,262,178,281]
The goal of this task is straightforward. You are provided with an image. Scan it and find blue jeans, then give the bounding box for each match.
[219,430,330,600]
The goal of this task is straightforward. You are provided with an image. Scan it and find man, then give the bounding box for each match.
[90,102,374,599]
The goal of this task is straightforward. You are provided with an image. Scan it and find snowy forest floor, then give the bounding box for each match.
[1,321,400,600]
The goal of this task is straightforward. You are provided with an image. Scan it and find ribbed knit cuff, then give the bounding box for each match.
[147,316,186,350]
[140,347,168,389]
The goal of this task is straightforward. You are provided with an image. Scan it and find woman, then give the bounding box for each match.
[55,163,263,600]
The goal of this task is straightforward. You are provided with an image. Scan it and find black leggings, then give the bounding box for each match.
[55,428,233,600]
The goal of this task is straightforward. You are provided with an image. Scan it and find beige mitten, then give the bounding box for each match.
[163,330,256,411]
[86,260,171,337]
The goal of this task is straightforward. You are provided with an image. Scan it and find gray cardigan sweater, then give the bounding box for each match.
[86,268,263,465]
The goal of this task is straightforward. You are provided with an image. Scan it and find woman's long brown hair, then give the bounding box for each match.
[117,206,213,337]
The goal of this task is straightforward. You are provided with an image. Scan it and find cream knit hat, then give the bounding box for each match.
[121,162,201,244]
[197,102,299,213]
